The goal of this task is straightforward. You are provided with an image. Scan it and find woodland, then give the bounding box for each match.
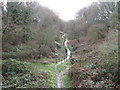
[1,1,120,88]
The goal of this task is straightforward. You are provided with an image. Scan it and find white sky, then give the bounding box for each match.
[2,0,98,21]
[37,0,98,21]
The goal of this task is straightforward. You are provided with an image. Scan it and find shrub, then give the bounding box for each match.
[2,58,30,75]
[2,52,17,59]
[2,59,50,88]
[88,23,108,41]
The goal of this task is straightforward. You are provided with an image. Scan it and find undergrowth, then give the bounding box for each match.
[2,59,50,88]
[68,30,119,88]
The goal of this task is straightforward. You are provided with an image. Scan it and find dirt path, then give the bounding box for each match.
[55,66,70,88]
[55,32,71,88]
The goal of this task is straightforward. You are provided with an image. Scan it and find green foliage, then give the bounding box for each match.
[48,71,57,88]
[2,2,32,49]
[2,71,49,88]
[2,58,30,75]
[2,52,17,59]
[2,59,50,88]
[67,45,73,51]
[57,64,68,73]
[2,48,34,59]
[99,49,118,71]
[79,72,88,79]
[63,73,73,88]
[30,62,57,88]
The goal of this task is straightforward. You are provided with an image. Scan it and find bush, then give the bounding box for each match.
[2,59,50,88]
[2,58,30,75]
[88,23,108,41]
[2,50,37,59]
[2,52,17,59]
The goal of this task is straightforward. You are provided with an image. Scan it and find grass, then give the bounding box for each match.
[31,62,55,72]
[63,72,73,88]
[30,62,57,88]
[57,64,68,73]
[57,60,71,73]
[27,58,72,88]
[67,45,73,51]
[56,60,73,88]
[63,60,71,65]
[59,37,66,51]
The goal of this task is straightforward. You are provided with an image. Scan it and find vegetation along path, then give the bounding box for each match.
[55,32,71,88]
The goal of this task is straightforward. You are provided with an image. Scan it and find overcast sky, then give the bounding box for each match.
[37,0,98,21]
[2,0,98,21]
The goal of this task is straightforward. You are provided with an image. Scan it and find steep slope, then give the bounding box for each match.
[68,29,119,88]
